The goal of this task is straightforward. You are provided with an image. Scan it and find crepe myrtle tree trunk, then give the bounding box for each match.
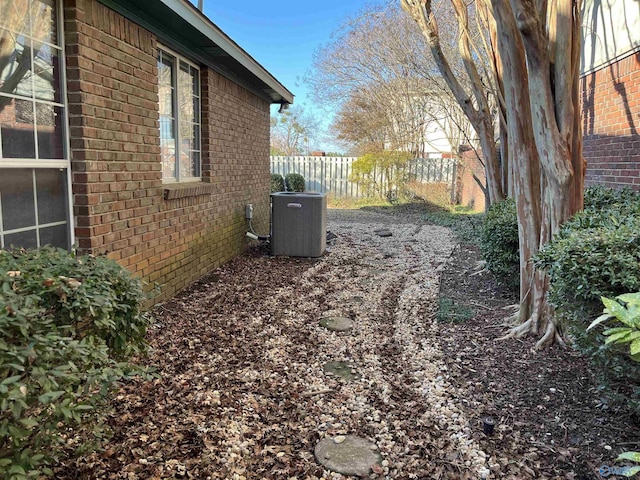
[401,0,505,207]
[488,0,584,347]
[402,0,584,346]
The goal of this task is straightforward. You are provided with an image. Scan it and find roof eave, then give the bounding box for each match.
[96,0,294,104]
[159,0,293,104]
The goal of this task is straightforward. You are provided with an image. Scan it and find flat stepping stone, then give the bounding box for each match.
[319,316,353,332]
[315,435,382,477]
[361,259,386,266]
[374,229,392,237]
[323,361,360,381]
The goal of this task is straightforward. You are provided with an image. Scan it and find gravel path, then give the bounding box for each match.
[316,209,490,478]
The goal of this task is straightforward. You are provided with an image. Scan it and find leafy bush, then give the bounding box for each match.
[588,294,640,475]
[284,173,305,192]
[536,186,640,308]
[536,217,640,305]
[270,173,285,193]
[588,293,640,361]
[535,186,640,413]
[614,452,640,477]
[0,247,150,478]
[583,184,640,212]
[479,185,640,293]
[349,151,413,200]
[480,198,519,290]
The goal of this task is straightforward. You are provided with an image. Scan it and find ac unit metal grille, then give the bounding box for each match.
[271,192,327,257]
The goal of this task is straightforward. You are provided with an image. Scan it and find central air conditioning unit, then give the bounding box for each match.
[270,192,327,257]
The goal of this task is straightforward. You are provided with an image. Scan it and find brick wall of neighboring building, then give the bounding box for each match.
[64,0,271,303]
[581,51,640,189]
[457,146,486,212]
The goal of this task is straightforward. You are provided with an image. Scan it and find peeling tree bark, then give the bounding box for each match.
[402,0,585,347]
[488,0,584,347]
[490,0,553,346]
[482,4,512,196]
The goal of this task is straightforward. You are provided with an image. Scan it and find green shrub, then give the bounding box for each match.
[480,198,519,290]
[270,173,285,193]
[536,186,640,307]
[535,186,640,413]
[583,184,640,212]
[536,218,640,305]
[0,247,150,478]
[350,151,413,199]
[284,173,305,192]
[585,293,640,418]
[478,186,640,293]
[614,452,640,477]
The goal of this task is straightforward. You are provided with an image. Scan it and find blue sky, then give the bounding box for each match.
[190,0,375,149]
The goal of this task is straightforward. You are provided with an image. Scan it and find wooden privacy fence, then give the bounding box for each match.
[270,155,458,198]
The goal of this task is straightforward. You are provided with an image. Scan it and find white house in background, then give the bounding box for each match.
[387,80,474,159]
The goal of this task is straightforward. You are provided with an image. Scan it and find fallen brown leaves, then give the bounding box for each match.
[54,207,640,479]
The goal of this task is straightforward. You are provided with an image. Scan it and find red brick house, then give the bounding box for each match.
[580,0,640,188]
[0,0,293,302]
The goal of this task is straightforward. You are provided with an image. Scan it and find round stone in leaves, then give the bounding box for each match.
[319,316,353,332]
[323,361,360,381]
[314,435,382,476]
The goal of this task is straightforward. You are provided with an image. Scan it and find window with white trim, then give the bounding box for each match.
[157,48,201,183]
[0,0,71,250]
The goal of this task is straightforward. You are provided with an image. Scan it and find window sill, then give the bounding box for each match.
[163,183,215,200]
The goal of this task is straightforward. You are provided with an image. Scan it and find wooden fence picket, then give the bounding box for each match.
[270,156,457,199]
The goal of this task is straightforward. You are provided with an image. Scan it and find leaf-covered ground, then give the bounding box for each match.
[57,206,640,479]
[438,242,640,480]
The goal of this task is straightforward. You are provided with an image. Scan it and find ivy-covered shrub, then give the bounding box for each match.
[480,198,519,291]
[270,173,285,193]
[0,247,150,478]
[535,186,640,412]
[284,173,305,192]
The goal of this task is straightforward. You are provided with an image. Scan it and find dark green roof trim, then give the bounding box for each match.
[96,0,294,105]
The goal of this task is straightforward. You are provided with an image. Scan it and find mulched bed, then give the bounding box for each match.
[438,242,640,479]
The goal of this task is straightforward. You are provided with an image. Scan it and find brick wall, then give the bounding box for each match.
[64,0,271,304]
[457,146,486,212]
[581,51,640,189]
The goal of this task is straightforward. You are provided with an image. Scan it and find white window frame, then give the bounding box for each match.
[157,45,202,184]
[0,0,73,249]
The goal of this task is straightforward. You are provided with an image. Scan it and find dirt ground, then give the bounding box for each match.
[58,205,640,479]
